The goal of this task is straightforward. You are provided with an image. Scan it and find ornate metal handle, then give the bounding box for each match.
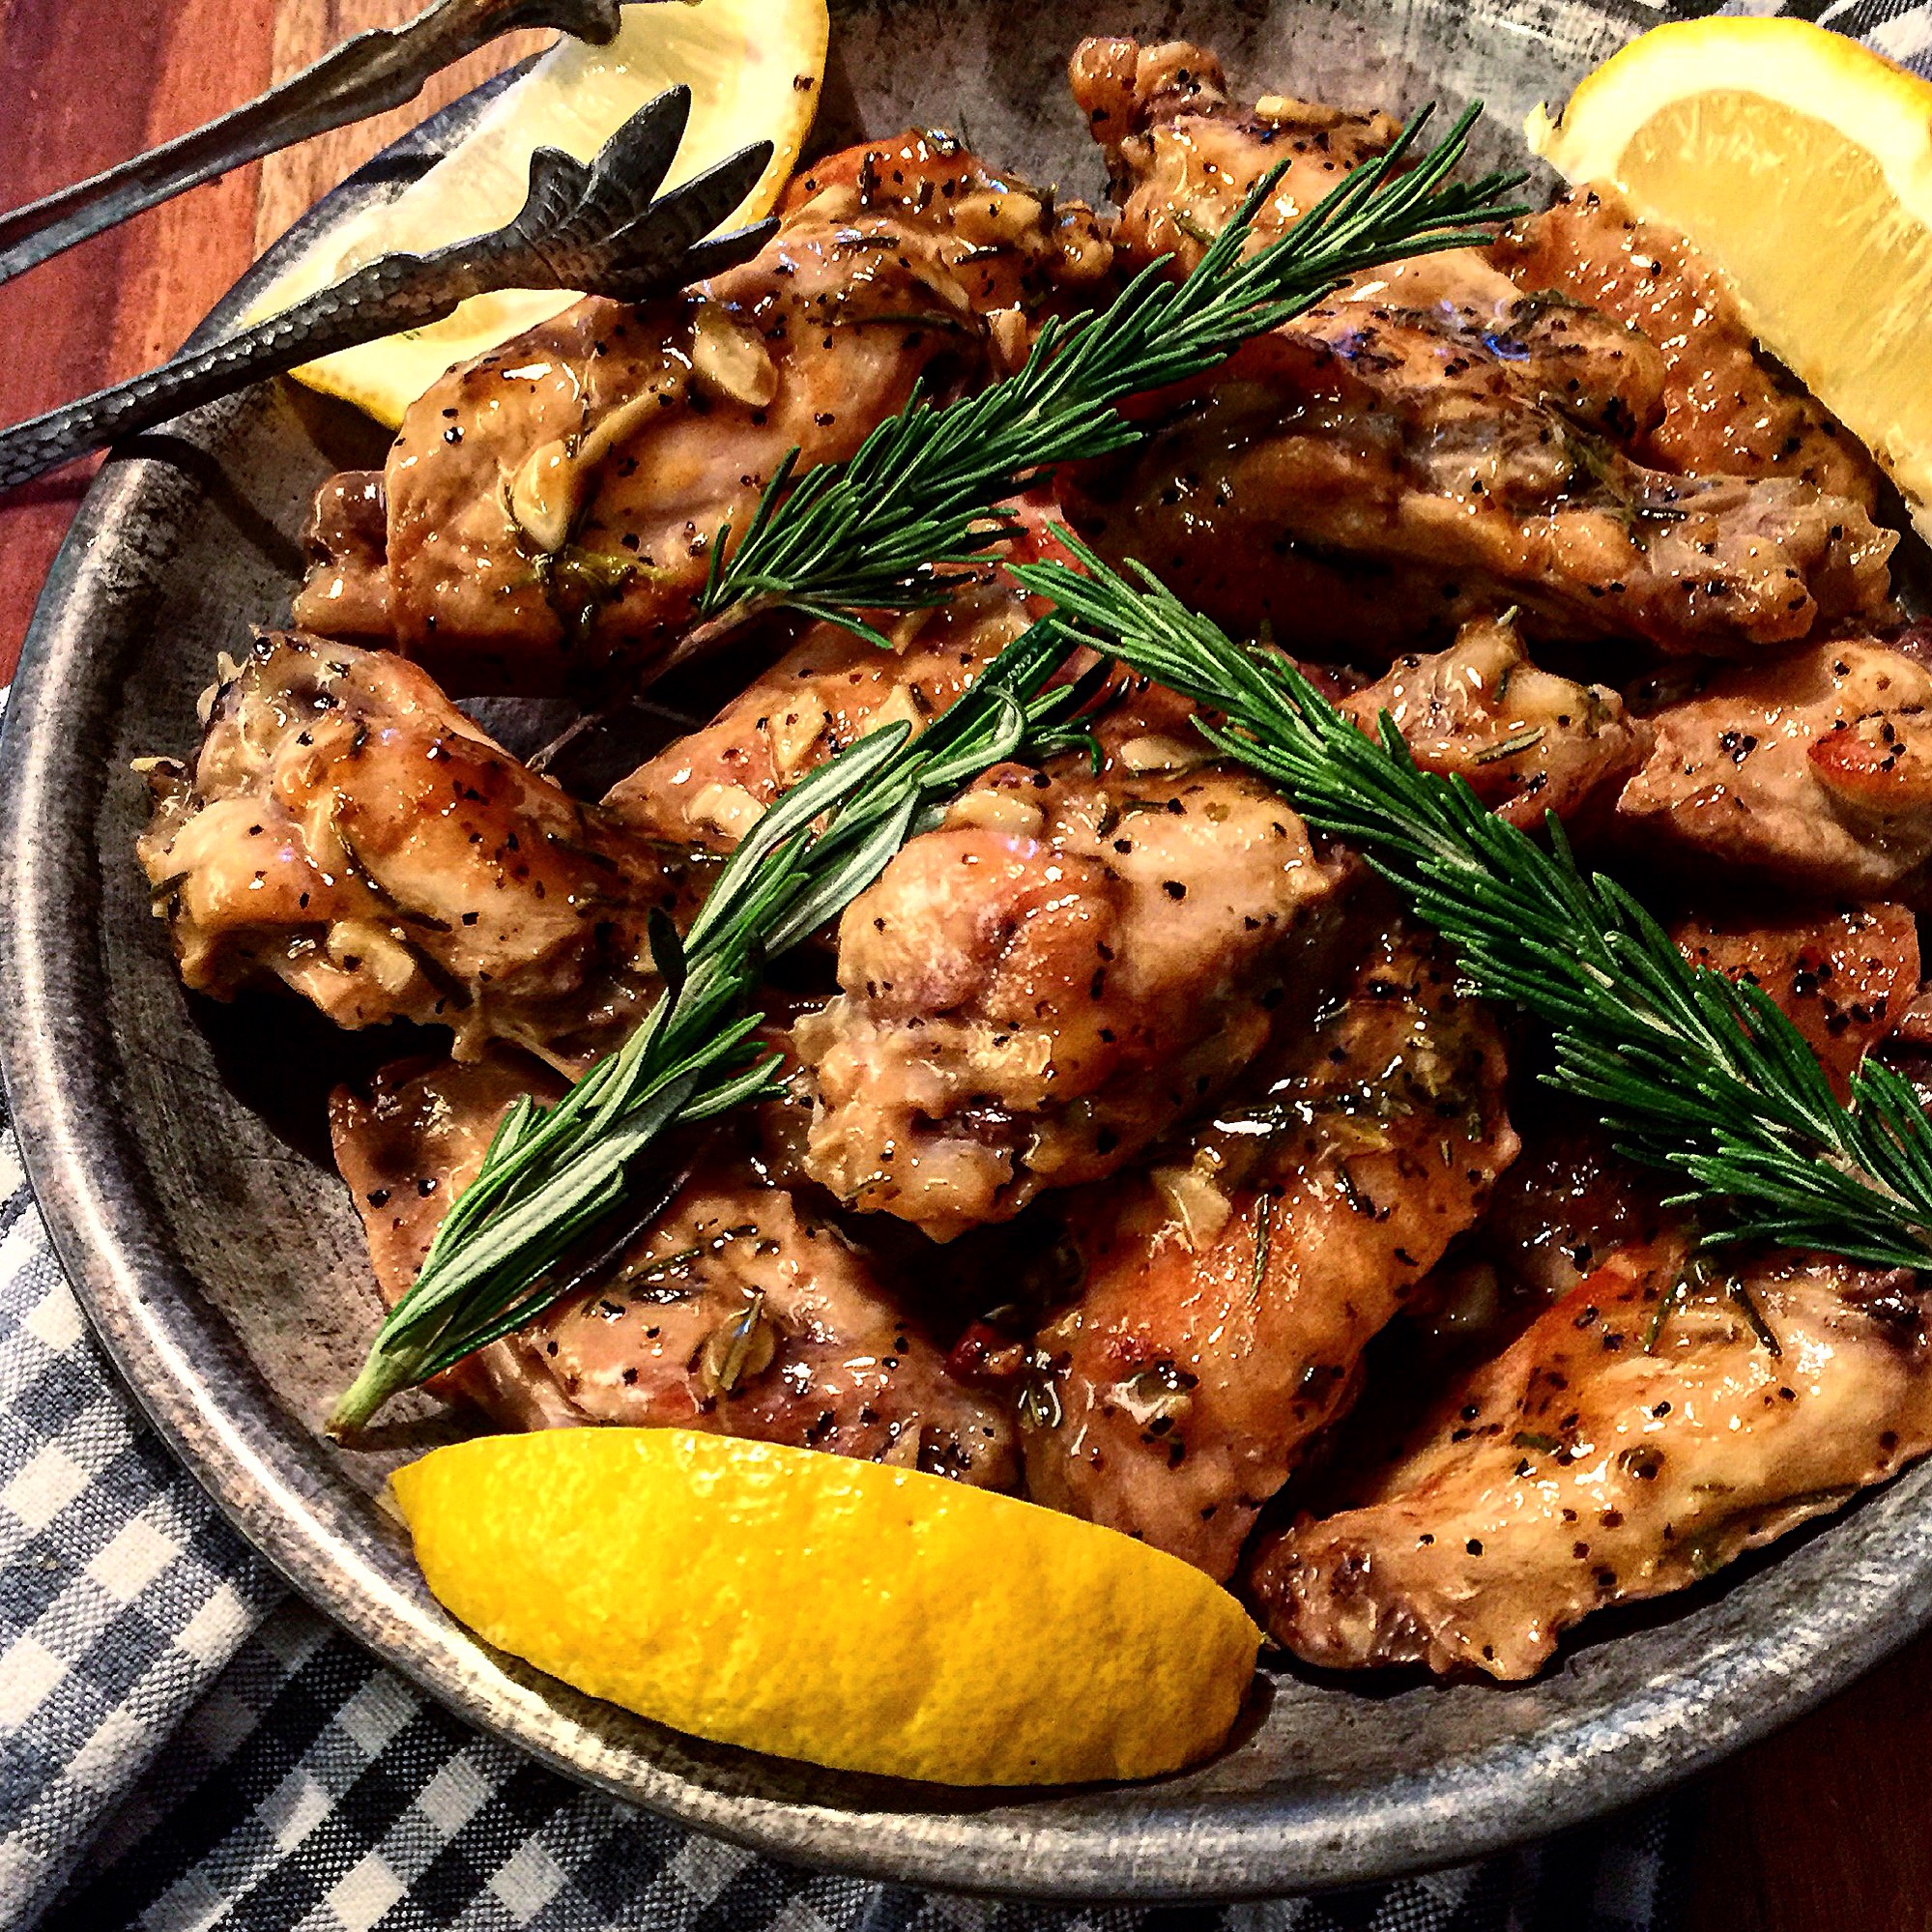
[0,0,627,289]
[0,88,775,495]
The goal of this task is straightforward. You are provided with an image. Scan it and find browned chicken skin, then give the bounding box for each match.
[1070,36,1400,267]
[332,1053,1015,1482]
[1063,37,1895,662]
[1022,926,1517,1578]
[1617,641,1932,898]
[1494,185,1884,509]
[793,693,1358,1241]
[1250,1237,1932,1679]
[295,134,1110,696]
[136,633,681,1063]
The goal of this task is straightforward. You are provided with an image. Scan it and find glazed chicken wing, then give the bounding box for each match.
[1338,615,1650,828]
[791,693,1358,1241]
[295,134,1110,697]
[1063,38,1894,661]
[1616,641,1932,898]
[1671,901,1918,1098]
[332,1053,1015,1482]
[1070,35,1401,265]
[1250,1237,1932,1678]
[137,633,682,1062]
[601,500,1075,848]
[1022,926,1517,1579]
[1494,185,1883,508]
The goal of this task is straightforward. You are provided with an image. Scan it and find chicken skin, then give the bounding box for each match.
[792,693,1358,1240]
[1250,1237,1932,1678]
[1617,641,1932,899]
[1063,38,1894,661]
[1022,926,1517,1579]
[1069,35,1401,267]
[294,133,1110,696]
[136,633,682,1063]
[332,1053,1015,1483]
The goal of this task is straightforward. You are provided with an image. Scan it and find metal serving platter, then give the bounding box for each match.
[6,0,1928,1900]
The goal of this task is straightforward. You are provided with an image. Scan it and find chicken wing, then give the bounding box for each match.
[790,691,1359,1241]
[1069,35,1400,267]
[1671,901,1918,1098]
[1021,925,1516,1578]
[1493,185,1883,509]
[1063,38,1895,661]
[137,632,681,1063]
[294,134,1110,697]
[600,498,1077,848]
[1249,1237,1932,1678]
[1338,614,1650,828]
[1616,640,1932,898]
[332,1053,1015,1482]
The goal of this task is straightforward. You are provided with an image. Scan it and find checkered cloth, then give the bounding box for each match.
[8,0,1932,1919]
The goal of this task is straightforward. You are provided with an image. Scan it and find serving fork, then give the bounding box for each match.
[0,87,776,494]
[0,0,628,289]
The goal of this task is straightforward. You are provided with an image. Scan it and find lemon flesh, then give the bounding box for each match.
[1529,17,1932,538]
[247,0,829,427]
[392,1428,1260,1786]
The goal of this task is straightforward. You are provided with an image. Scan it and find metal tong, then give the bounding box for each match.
[0,87,776,493]
[0,0,628,289]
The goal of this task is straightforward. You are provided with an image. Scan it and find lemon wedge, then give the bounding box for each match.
[1528,17,1932,538]
[247,0,828,428]
[391,1428,1260,1785]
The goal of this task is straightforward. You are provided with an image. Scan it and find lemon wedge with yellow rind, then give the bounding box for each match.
[391,1428,1261,1785]
[246,0,828,429]
[1528,16,1932,540]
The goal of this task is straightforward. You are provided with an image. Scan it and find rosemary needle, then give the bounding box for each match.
[688,103,1525,652]
[1016,536,1932,1276]
[330,622,1093,1434]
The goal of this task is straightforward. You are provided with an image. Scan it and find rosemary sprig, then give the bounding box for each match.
[687,104,1524,652]
[330,624,1091,1434]
[1017,537,1932,1274]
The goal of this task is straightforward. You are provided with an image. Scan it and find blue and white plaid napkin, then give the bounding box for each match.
[6,0,1929,1920]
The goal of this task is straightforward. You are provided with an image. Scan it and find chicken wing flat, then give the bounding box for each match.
[1022,925,1516,1579]
[1249,1237,1932,1678]
[137,632,681,1063]
[332,1053,1015,1482]
[294,133,1110,697]
[791,693,1360,1241]
[1062,38,1894,660]
[1337,615,1650,828]
[1493,185,1884,509]
[1616,640,1932,898]
[601,500,1074,849]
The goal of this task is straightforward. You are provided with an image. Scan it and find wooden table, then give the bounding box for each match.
[2,6,1929,1926]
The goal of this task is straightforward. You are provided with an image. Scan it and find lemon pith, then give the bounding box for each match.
[391,1428,1261,1786]
[246,0,829,428]
[1528,16,1932,538]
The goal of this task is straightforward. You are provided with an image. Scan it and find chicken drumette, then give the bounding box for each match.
[137,632,685,1065]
